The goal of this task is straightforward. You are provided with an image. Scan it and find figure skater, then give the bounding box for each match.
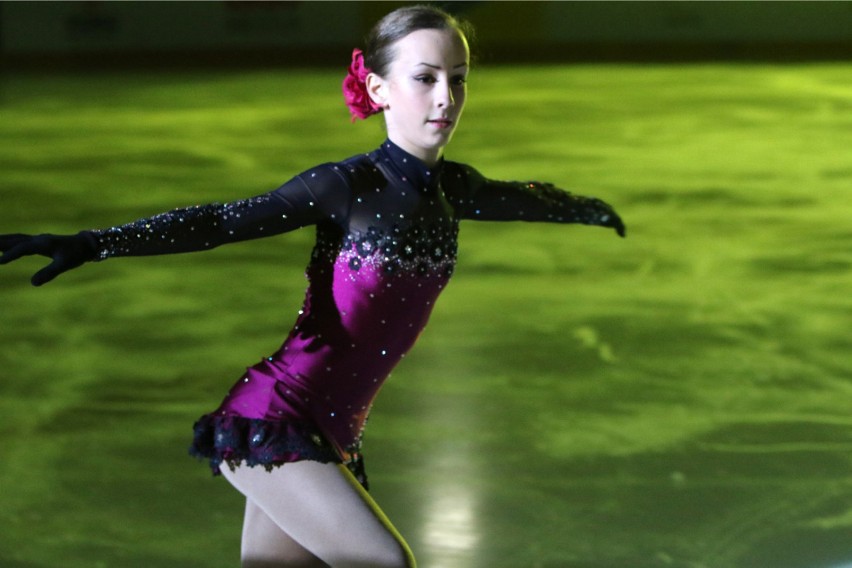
[0,5,625,567]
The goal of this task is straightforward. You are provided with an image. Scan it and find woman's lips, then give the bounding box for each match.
[428,118,453,129]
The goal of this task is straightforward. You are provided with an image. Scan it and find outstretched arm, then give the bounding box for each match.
[452,165,626,237]
[0,164,349,286]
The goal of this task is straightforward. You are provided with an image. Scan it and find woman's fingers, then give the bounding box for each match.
[0,234,41,264]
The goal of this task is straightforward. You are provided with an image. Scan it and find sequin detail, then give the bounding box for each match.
[92,196,276,260]
[340,222,458,277]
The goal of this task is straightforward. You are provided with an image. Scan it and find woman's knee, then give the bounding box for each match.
[370,538,417,568]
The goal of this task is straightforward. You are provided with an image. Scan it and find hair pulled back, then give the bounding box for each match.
[363,5,473,78]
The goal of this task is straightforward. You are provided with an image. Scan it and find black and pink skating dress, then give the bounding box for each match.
[89,140,624,488]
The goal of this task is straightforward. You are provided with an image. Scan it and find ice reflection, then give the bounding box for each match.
[418,454,481,566]
[423,484,479,553]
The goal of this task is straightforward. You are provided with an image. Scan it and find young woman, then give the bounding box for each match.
[0,6,624,567]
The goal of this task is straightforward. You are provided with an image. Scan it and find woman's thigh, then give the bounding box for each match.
[220,460,415,568]
[239,498,329,567]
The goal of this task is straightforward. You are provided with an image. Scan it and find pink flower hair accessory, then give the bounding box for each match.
[342,49,383,122]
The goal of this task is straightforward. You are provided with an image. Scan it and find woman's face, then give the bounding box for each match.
[371,28,469,166]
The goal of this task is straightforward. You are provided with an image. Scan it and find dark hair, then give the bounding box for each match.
[363,5,474,77]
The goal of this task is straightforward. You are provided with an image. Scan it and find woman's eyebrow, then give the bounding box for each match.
[416,62,469,69]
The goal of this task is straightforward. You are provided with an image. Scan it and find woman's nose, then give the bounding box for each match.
[436,82,454,108]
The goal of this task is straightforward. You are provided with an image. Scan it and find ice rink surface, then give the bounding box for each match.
[1,64,850,567]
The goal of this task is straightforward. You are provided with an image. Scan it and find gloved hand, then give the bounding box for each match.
[0,232,98,286]
[587,198,626,238]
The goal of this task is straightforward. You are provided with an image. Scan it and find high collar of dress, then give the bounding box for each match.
[376,139,444,193]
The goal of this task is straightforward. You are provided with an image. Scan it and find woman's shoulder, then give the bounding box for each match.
[441,159,487,192]
[288,152,371,189]
[301,151,382,182]
[443,159,480,177]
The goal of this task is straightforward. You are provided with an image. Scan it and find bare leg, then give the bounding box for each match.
[220,460,416,568]
[240,499,329,567]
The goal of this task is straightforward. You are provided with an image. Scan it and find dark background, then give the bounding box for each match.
[3,0,852,71]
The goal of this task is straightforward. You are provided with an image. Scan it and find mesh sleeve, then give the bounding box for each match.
[450,164,624,234]
[90,164,351,259]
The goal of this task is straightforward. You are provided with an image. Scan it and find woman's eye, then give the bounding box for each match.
[452,75,468,86]
[415,75,436,84]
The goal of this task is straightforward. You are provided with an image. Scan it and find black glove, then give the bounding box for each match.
[0,232,98,286]
[586,197,626,238]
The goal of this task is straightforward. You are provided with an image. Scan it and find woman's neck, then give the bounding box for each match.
[385,136,443,168]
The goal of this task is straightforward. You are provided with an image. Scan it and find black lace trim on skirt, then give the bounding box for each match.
[188,414,370,489]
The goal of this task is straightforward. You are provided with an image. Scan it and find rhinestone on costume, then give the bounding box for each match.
[92,196,275,260]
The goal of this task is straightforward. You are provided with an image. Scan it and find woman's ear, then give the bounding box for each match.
[365,73,387,109]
